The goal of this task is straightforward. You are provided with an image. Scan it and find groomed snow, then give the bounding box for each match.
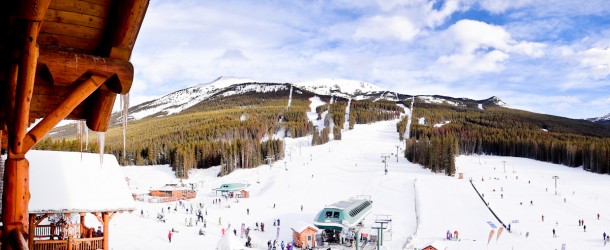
[19,120,610,249]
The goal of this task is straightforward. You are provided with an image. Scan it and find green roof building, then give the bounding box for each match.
[313,199,373,230]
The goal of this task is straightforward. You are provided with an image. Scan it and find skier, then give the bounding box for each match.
[604,232,607,245]
[261,222,265,232]
[597,213,600,220]
[277,218,280,226]
[168,230,173,243]
[247,208,250,215]
[281,240,285,250]
[579,219,582,226]
[542,214,544,222]
[584,224,586,232]
[274,203,276,209]
[219,217,222,225]
[552,228,556,238]
[301,205,303,212]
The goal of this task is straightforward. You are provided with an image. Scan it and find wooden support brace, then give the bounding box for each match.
[23,74,110,151]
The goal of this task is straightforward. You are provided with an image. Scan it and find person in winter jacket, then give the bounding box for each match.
[168,230,172,242]
[280,240,285,250]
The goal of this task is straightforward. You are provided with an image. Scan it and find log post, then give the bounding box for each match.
[80,213,86,237]
[2,1,51,249]
[28,214,35,250]
[102,212,109,250]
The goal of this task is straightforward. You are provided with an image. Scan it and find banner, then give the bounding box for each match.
[488,229,495,245]
[496,227,504,242]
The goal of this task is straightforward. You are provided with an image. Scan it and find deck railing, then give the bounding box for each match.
[72,237,103,250]
[33,237,103,250]
[34,224,80,240]
[33,239,68,250]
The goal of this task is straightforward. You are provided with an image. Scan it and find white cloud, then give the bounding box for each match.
[432,20,545,79]
[477,0,534,14]
[579,47,610,78]
[353,15,420,42]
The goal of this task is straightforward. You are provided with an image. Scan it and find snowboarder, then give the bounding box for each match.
[552,228,556,238]
[168,230,172,242]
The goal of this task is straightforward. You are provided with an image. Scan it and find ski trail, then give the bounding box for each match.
[343,98,351,130]
[406,96,415,139]
[287,85,293,107]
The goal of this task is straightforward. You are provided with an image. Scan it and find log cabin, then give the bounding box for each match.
[0,0,149,249]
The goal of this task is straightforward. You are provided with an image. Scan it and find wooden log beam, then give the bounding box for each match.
[86,86,116,132]
[106,0,149,61]
[38,45,133,94]
[23,74,109,152]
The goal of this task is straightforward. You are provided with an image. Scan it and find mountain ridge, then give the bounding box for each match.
[123,76,510,121]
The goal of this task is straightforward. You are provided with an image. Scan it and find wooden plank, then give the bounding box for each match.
[38,32,100,52]
[40,21,104,40]
[49,0,110,18]
[45,9,107,29]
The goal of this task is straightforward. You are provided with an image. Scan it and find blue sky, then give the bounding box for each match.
[130,0,610,119]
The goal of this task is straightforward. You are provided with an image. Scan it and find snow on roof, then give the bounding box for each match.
[24,150,135,213]
[327,199,367,210]
[426,240,446,250]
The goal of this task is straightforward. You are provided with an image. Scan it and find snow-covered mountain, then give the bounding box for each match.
[588,113,610,124]
[123,76,510,121]
[127,76,264,120]
[294,78,386,99]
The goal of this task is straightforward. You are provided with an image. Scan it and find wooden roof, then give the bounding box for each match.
[0,0,149,150]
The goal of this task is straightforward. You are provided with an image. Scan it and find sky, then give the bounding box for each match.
[129,0,610,119]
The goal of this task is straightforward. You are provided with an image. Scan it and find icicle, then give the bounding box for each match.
[77,120,82,161]
[121,93,129,164]
[85,124,89,151]
[98,132,105,166]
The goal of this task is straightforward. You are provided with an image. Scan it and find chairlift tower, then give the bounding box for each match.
[395,145,400,162]
[552,176,559,195]
[381,154,391,175]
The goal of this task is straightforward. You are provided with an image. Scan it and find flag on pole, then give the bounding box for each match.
[488,229,495,245]
[496,227,504,242]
